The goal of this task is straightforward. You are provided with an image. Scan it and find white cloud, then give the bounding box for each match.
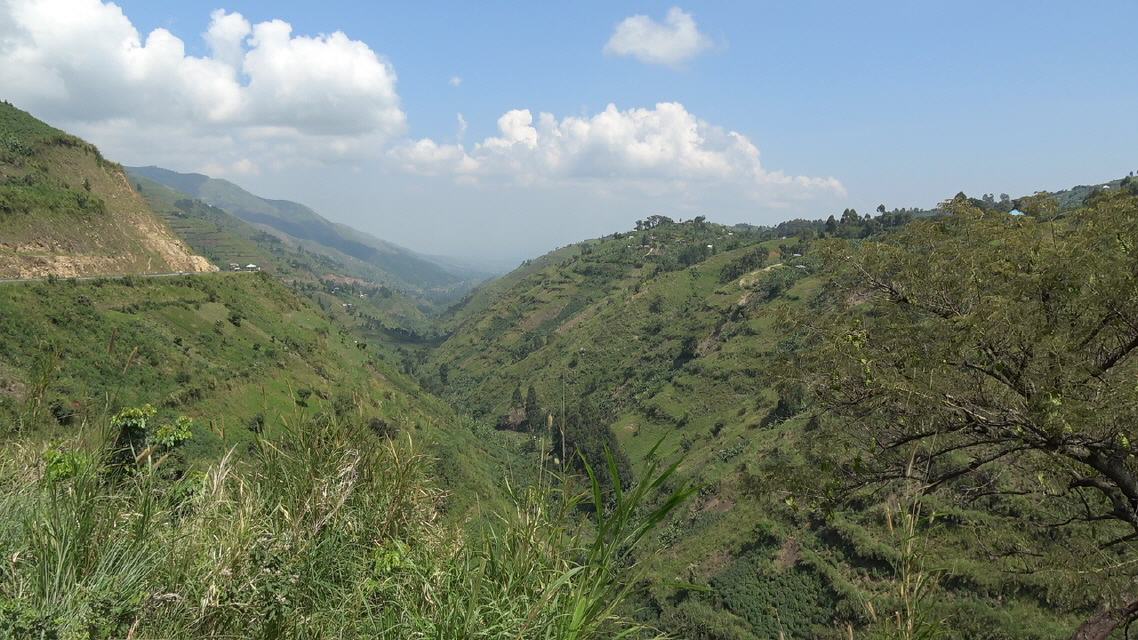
[203,8,250,70]
[391,102,844,203]
[449,75,462,87]
[390,138,479,177]
[0,0,405,168]
[604,7,711,66]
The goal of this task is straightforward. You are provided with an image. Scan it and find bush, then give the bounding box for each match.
[719,246,770,283]
[712,546,837,638]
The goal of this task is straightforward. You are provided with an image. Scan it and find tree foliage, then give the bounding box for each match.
[553,400,633,494]
[800,192,1138,638]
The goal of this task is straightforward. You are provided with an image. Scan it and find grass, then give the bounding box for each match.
[0,100,93,158]
[0,406,690,639]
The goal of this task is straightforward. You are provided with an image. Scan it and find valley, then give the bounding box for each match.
[3,73,1138,640]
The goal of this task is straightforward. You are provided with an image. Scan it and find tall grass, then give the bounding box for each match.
[860,465,946,640]
[0,409,690,638]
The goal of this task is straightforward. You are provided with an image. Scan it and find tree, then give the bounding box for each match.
[674,335,699,369]
[763,381,808,426]
[876,204,886,215]
[511,386,524,409]
[553,399,633,495]
[677,243,710,267]
[525,385,543,433]
[719,246,770,283]
[800,192,1138,639]
[825,215,838,235]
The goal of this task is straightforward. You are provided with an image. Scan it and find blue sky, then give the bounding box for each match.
[3,1,1136,259]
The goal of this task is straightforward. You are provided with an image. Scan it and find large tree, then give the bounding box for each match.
[801,191,1138,639]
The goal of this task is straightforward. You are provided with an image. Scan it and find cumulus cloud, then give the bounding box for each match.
[203,9,250,70]
[0,0,405,168]
[604,7,711,66]
[391,102,844,203]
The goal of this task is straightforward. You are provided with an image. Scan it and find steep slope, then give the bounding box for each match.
[0,272,511,518]
[0,102,212,278]
[424,214,1093,638]
[126,165,478,297]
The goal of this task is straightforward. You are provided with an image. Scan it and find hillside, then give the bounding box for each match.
[126,165,484,298]
[421,200,1136,638]
[0,271,693,638]
[0,102,212,278]
[131,174,434,333]
[0,272,511,512]
[6,98,1137,637]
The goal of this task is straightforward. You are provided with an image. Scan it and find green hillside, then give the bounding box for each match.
[0,272,691,638]
[126,165,482,298]
[0,108,694,639]
[0,273,507,511]
[422,194,1138,638]
[0,102,212,278]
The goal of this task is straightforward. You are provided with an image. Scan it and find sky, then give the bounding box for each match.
[1,1,1136,261]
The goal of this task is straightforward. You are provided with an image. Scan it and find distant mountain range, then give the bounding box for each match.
[126,165,491,297]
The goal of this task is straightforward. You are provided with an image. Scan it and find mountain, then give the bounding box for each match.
[130,173,435,333]
[0,101,212,278]
[126,165,479,297]
[418,192,1138,638]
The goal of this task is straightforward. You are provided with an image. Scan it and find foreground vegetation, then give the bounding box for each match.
[0,403,688,638]
[801,189,1138,640]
